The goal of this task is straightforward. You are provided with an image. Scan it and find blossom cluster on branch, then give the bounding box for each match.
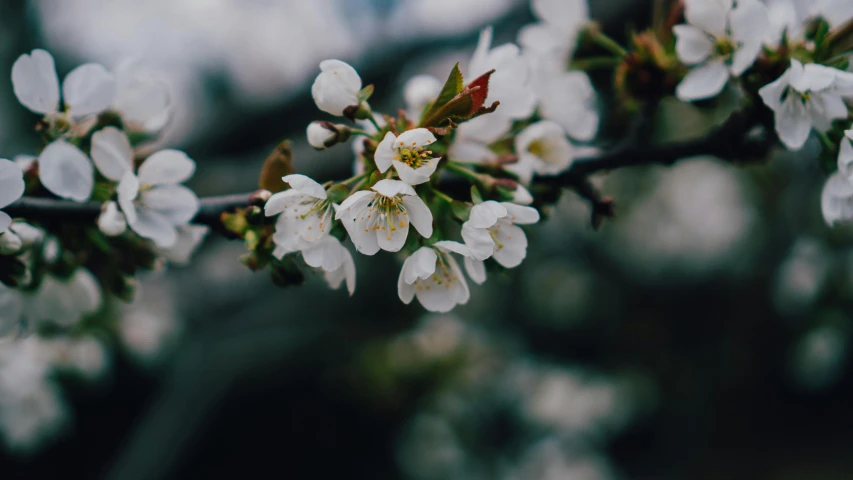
[2,0,853,326]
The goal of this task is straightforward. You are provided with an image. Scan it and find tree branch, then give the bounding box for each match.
[5,193,252,227]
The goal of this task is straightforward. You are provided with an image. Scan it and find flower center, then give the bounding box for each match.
[713,37,735,59]
[365,195,409,240]
[394,142,433,169]
[528,139,551,159]
[300,199,331,221]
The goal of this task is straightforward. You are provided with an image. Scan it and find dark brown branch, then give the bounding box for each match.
[5,193,252,228]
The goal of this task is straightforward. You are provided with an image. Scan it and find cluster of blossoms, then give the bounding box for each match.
[0,49,206,338]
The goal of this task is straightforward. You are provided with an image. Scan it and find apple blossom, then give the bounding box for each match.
[462,201,540,268]
[265,174,335,259]
[37,140,94,202]
[758,61,853,151]
[90,127,199,247]
[111,58,171,132]
[311,59,362,116]
[335,180,433,255]
[397,242,473,313]
[673,0,770,101]
[518,0,589,63]
[301,235,356,296]
[0,159,26,233]
[374,129,440,185]
[468,27,536,121]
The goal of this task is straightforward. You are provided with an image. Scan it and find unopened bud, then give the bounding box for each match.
[9,222,44,249]
[343,101,373,122]
[0,231,23,255]
[245,206,265,226]
[307,121,352,150]
[248,189,272,208]
[494,178,533,205]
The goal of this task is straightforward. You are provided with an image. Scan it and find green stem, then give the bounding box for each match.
[340,172,370,185]
[367,114,382,132]
[430,187,454,204]
[445,162,482,183]
[351,129,375,138]
[590,30,628,57]
[570,56,621,71]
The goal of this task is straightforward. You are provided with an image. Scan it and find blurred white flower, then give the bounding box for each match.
[759,61,853,151]
[336,180,433,255]
[468,27,536,121]
[404,74,442,117]
[98,201,127,236]
[375,129,440,186]
[673,0,770,101]
[91,127,199,247]
[302,235,356,296]
[461,201,540,269]
[511,184,534,205]
[12,49,116,118]
[510,121,575,185]
[0,159,26,234]
[37,140,94,202]
[531,68,599,142]
[265,174,335,259]
[821,172,853,226]
[518,0,589,65]
[398,242,472,313]
[112,58,171,132]
[306,121,336,150]
[766,0,853,41]
[156,225,209,265]
[311,59,362,116]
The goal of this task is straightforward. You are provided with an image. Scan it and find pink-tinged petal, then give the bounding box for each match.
[401,195,433,238]
[62,63,116,117]
[38,140,93,202]
[284,174,326,199]
[372,179,416,198]
[11,49,60,115]
[675,60,729,101]
[374,132,397,173]
[91,127,134,181]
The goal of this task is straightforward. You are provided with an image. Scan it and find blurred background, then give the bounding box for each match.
[2,0,853,479]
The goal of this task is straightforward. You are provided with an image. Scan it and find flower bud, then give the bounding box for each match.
[248,189,272,208]
[98,201,127,236]
[9,222,44,249]
[311,59,362,116]
[307,121,352,150]
[0,231,23,255]
[307,122,337,150]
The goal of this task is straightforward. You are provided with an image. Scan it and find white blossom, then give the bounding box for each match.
[155,225,209,265]
[307,121,335,150]
[112,58,171,132]
[759,61,853,151]
[510,184,534,205]
[510,120,575,185]
[374,128,440,185]
[265,174,335,259]
[673,0,770,101]
[12,49,115,118]
[397,242,472,313]
[98,201,127,236]
[335,180,433,255]
[91,127,199,247]
[311,59,362,116]
[531,66,599,142]
[0,159,26,233]
[518,0,589,67]
[462,201,540,268]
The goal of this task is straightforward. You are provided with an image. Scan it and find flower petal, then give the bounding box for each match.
[401,195,433,238]
[137,150,195,186]
[461,222,496,261]
[492,222,528,268]
[129,208,178,247]
[502,203,540,225]
[673,25,714,65]
[393,160,432,186]
[377,210,410,252]
[684,0,731,37]
[434,241,470,256]
[284,174,327,199]
[468,201,507,229]
[265,189,303,217]
[675,60,730,101]
[775,98,812,150]
[402,247,438,284]
[343,213,380,256]
[91,127,134,181]
[311,59,361,116]
[838,136,853,181]
[532,0,589,31]
[464,257,487,285]
[0,159,26,209]
[11,49,60,115]
[374,132,397,173]
[822,172,853,225]
[38,140,94,202]
[141,185,200,225]
[302,235,345,272]
[117,171,140,224]
[0,212,11,233]
[62,63,117,117]
[112,59,171,131]
[336,190,375,220]
[404,75,442,111]
[396,128,437,149]
[372,179,416,198]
